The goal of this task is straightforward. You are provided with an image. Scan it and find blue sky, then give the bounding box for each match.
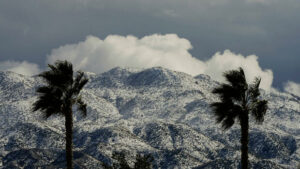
[0,0,299,92]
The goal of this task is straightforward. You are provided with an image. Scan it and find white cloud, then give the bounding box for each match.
[0,61,40,76]
[284,81,300,97]
[204,50,273,91]
[47,34,273,91]
[47,34,204,75]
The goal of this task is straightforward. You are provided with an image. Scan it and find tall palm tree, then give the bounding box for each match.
[32,60,88,169]
[210,67,268,169]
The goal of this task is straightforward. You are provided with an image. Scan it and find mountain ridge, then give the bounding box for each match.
[0,67,299,168]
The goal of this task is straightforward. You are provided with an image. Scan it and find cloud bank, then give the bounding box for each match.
[0,61,40,76]
[1,0,299,87]
[47,34,273,91]
[284,81,300,97]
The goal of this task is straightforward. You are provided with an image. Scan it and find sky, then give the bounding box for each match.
[0,0,299,94]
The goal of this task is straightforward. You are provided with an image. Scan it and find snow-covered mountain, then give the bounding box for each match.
[0,67,299,169]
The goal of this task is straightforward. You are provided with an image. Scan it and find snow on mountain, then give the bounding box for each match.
[0,67,299,168]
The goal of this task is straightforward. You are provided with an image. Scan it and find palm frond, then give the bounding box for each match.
[72,71,88,95]
[36,86,52,94]
[39,60,74,90]
[55,60,73,76]
[211,102,227,123]
[33,87,62,109]
[222,117,235,130]
[32,93,63,118]
[212,84,242,101]
[43,107,62,119]
[75,96,87,117]
[248,77,261,102]
[210,101,242,130]
[251,100,268,123]
[224,67,248,92]
[36,86,63,97]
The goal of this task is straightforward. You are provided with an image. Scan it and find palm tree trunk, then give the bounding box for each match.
[240,112,249,169]
[65,108,73,169]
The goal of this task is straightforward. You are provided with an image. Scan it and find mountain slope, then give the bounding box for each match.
[0,67,299,168]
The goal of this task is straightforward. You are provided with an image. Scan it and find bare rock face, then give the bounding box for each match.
[0,67,299,168]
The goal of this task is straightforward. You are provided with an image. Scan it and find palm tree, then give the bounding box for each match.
[210,67,268,169]
[33,60,88,169]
